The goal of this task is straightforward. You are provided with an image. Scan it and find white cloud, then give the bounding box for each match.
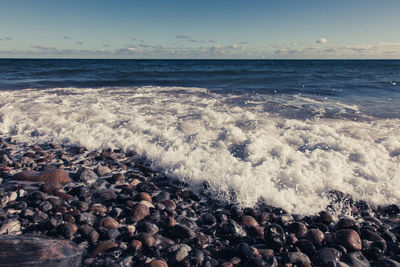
[316,38,328,44]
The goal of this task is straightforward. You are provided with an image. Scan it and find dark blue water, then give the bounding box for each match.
[1,59,399,117]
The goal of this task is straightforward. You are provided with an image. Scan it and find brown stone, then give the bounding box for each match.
[137,233,156,247]
[131,203,150,222]
[93,240,118,256]
[12,169,72,184]
[335,229,362,251]
[90,203,107,213]
[40,182,62,193]
[53,191,73,200]
[239,215,259,227]
[162,199,176,211]
[148,259,168,267]
[130,239,142,251]
[98,217,120,229]
[137,192,152,203]
[306,229,325,245]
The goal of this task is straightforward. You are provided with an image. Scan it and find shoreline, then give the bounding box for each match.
[1,136,400,266]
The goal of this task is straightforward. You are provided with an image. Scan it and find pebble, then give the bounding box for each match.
[305,228,325,245]
[76,167,98,184]
[169,224,196,240]
[239,215,259,227]
[12,169,72,183]
[93,240,118,256]
[148,259,168,267]
[284,252,312,267]
[131,203,150,222]
[341,251,370,267]
[0,219,21,235]
[98,216,120,229]
[316,247,342,265]
[137,232,157,247]
[264,224,286,251]
[335,229,363,251]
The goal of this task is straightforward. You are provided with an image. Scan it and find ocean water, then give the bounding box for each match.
[0,59,399,214]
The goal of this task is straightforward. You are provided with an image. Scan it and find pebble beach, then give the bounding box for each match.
[1,136,400,267]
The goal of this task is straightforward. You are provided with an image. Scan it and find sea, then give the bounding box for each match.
[0,59,399,215]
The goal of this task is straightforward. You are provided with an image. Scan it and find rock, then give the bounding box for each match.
[93,240,118,256]
[288,222,308,238]
[375,258,400,267]
[40,182,62,193]
[111,173,125,183]
[137,222,159,235]
[361,229,385,242]
[174,246,189,262]
[137,192,152,203]
[148,259,168,267]
[201,213,217,226]
[264,224,285,251]
[58,223,78,239]
[138,232,157,247]
[130,239,142,251]
[33,210,49,223]
[162,199,176,211]
[305,228,325,246]
[316,247,342,265]
[154,191,170,202]
[98,217,120,230]
[239,215,259,227]
[38,200,53,212]
[335,229,362,251]
[95,165,111,177]
[0,235,83,267]
[131,203,150,222]
[77,212,96,225]
[341,251,370,267]
[12,169,72,184]
[76,168,98,184]
[107,228,121,241]
[295,239,316,256]
[316,210,334,225]
[284,252,311,267]
[169,224,196,240]
[0,219,21,235]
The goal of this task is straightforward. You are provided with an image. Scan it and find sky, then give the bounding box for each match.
[1,0,400,59]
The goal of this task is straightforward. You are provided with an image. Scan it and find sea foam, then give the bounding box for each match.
[0,86,399,214]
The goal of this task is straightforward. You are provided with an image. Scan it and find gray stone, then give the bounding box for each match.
[0,219,21,235]
[76,168,98,184]
[341,251,370,267]
[317,247,342,265]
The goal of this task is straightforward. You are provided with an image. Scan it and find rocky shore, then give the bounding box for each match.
[0,136,400,267]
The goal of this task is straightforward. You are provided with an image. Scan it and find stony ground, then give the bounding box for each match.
[1,136,400,267]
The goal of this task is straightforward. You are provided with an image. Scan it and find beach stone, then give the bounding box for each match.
[169,224,196,240]
[77,212,96,225]
[111,173,125,183]
[39,200,53,212]
[148,259,168,267]
[341,251,370,267]
[95,165,111,177]
[337,217,360,232]
[361,229,385,242]
[201,213,217,226]
[12,169,72,184]
[288,222,308,238]
[0,219,21,235]
[130,239,142,251]
[137,222,159,235]
[58,223,78,239]
[76,168,98,184]
[306,228,325,245]
[375,258,400,267]
[162,199,176,211]
[316,247,342,265]
[33,210,49,223]
[138,232,157,247]
[154,191,170,202]
[98,217,120,230]
[284,252,311,267]
[316,210,334,225]
[239,215,259,227]
[137,192,152,202]
[107,228,120,241]
[131,203,150,222]
[221,219,247,239]
[335,229,362,251]
[174,246,189,262]
[0,235,83,267]
[93,240,118,256]
[264,224,286,251]
[295,239,316,256]
[40,182,62,193]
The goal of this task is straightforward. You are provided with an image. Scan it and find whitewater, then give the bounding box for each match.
[0,86,399,214]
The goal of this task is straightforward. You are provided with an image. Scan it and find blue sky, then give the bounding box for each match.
[1,0,400,58]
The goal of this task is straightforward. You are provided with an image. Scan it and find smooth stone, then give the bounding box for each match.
[76,168,98,184]
[336,217,360,232]
[0,219,21,235]
[162,199,176,211]
[306,228,325,245]
[131,203,150,222]
[154,191,170,202]
[221,219,247,238]
[174,246,189,262]
[239,215,259,227]
[375,258,400,267]
[341,251,370,267]
[335,229,362,251]
[288,222,308,238]
[137,232,157,247]
[107,228,121,241]
[139,200,155,209]
[12,169,72,184]
[148,259,168,267]
[93,240,118,256]
[38,200,53,212]
[264,224,286,251]
[129,239,142,251]
[98,217,120,230]
[95,165,111,177]
[58,223,78,239]
[137,222,159,235]
[295,239,316,256]
[317,210,334,225]
[361,229,385,242]
[137,192,152,203]
[284,252,311,267]
[33,210,49,223]
[169,224,196,240]
[317,247,342,265]
[77,212,96,225]
[40,182,62,193]
[201,213,217,226]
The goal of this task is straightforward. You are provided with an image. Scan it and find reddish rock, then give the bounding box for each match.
[130,239,142,251]
[148,260,168,267]
[239,215,259,227]
[131,203,150,222]
[335,229,362,251]
[162,199,176,211]
[90,203,107,214]
[306,229,325,245]
[137,233,156,247]
[93,240,118,256]
[40,182,62,193]
[137,192,152,203]
[53,191,73,200]
[97,217,120,229]
[12,169,72,184]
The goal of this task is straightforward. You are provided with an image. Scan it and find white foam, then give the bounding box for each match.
[1,86,399,214]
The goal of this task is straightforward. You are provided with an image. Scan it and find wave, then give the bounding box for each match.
[1,86,399,214]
